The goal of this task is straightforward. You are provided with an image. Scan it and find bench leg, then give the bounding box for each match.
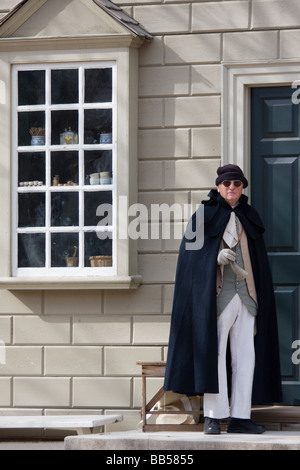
[76,426,104,435]
[92,426,103,434]
[77,427,93,435]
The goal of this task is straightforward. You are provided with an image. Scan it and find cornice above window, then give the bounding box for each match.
[0,34,144,52]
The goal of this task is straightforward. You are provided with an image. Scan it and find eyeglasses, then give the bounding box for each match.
[221,180,243,188]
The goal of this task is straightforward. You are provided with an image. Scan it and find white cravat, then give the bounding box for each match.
[222,211,248,279]
[223,212,239,248]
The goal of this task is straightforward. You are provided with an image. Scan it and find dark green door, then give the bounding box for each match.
[251,86,300,405]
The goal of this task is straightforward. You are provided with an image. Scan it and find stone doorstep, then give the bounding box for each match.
[0,415,123,435]
[64,429,300,451]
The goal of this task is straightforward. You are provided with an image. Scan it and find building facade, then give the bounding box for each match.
[0,0,299,436]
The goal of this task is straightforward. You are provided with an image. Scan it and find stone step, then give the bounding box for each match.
[64,429,300,450]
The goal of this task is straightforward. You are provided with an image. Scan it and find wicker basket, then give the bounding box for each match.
[89,255,112,267]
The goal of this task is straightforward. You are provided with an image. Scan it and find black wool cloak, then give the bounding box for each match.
[164,190,282,405]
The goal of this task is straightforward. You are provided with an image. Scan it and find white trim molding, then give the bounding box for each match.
[222,60,300,193]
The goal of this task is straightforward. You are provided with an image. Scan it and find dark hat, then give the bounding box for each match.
[215,164,248,188]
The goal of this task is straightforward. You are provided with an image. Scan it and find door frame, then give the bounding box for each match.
[223,62,300,406]
[222,60,300,200]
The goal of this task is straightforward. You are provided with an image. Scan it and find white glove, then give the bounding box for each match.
[217,248,236,265]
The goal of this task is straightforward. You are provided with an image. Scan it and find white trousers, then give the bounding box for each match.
[203,294,255,420]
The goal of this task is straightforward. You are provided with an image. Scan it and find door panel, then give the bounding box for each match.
[251,87,300,404]
[263,156,299,251]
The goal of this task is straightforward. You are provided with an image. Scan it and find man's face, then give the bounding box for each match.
[217,180,243,207]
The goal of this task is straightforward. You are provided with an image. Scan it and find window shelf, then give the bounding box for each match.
[0,275,142,290]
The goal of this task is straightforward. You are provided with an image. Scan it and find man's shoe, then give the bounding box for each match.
[204,417,221,434]
[227,418,265,434]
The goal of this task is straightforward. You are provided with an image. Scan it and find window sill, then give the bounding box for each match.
[0,275,142,290]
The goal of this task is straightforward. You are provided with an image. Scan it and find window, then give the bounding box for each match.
[12,63,116,277]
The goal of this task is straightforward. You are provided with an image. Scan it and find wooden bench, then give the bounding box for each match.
[137,361,203,432]
[0,414,123,435]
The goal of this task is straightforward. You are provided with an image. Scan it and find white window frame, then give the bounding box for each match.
[12,61,117,278]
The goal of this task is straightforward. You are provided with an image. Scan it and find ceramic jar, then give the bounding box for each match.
[90,173,100,185]
[31,136,45,146]
[100,172,111,184]
[99,133,112,144]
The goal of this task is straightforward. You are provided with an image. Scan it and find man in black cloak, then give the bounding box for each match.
[164,164,282,434]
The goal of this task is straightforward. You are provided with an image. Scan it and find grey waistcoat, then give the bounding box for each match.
[217,221,257,317]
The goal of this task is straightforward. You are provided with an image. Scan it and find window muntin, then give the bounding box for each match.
[13,63,116,276]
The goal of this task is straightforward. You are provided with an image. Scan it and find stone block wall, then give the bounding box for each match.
[0,0,300,434]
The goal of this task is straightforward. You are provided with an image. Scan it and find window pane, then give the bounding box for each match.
[85,232,112,267]
[84,191,112,227]
[18,193,45,227]
[18,152,45,187]
[51,232,79,267]
[18,70,45,106]
[85,68,112,103]
[51,192,79,226]
[18,111,45,147]
[51,151,78,186]
[51,69,78,104]
[18,233,45,268]
[51,110,78,145]
[84,109,112,144]
[84,150,112,185]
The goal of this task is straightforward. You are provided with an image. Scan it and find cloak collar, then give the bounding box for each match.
[202,190,265,240]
